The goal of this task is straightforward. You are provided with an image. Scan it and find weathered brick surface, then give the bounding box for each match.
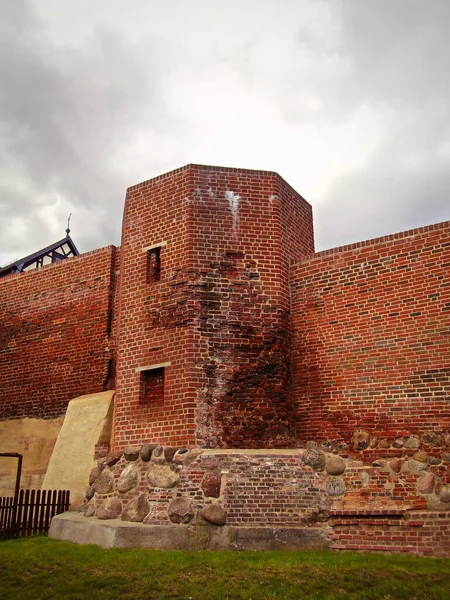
[291,221,450,448]
[2,163,450,556]
[330,510,450,557]
[113,164,314,449]
[89,449,329,527]
[0,246,117,419]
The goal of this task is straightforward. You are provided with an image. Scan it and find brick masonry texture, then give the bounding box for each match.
[113,164,314,449]
[329,511,450,558]
[0,246,117,419]
[2,164,450,556]
[291,221,450,449]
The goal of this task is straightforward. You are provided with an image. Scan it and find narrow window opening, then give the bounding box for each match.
[140,367,165,404]
[147,247,161,282]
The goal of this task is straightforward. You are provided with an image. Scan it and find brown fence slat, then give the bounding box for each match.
[38,490,46,533]
[32,490,41,535]
[14,490,24,538]
[0,488,70,539]
[26,489,36,537]
[6,496,14,537]
[20,489,30,538]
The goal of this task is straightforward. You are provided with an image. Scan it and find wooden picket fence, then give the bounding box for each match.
[0,489,70,540]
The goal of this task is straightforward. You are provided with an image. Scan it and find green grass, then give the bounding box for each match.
[0,536,449,600]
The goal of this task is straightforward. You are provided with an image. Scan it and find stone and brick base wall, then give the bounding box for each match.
[78,442,450,557]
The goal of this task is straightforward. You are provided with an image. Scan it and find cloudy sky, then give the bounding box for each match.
[1,0,449,266]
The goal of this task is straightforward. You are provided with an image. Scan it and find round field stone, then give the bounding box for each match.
[85,499,96,518]
[202,472,222,497]
[421,432,444,447]
[353,431,370,451]
[92,467,114,495]
[413,450,428,463]
[389,459,401,473]
[147,464,180,488]
[122,493,150,522]
[140,443,158,462]
[117,463,139,493]
[89,467,100,486]
[404,436,420,449]
[97,497,122,520]
[417,472,436,495]
[302,448,325,472]
[164,447,177,462]
[325,455,346,476]
[326,477,345,497]
[439,485,450,503]
[104,452,123,468]
[200,504,227,526]
[168,497,195,524]
[124,447,140,461]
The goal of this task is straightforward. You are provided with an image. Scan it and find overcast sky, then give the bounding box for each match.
[1,0,449,266]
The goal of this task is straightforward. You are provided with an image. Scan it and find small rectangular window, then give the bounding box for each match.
[140,367,165,404]
[147,247,161,283]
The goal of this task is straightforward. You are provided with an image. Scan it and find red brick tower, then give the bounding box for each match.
[113,164,314,449]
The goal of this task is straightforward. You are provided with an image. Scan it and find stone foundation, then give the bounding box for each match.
[48,437,450,556]
[50,513,331,551]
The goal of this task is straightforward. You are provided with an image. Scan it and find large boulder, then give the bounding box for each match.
[117,463,139,493]
[200,504,227,526]
[325,455,346,476]
[168,497,195,524]
[97,497,122,520]
[302,448,325,472]
[122,493,150,522]
[202,472,221,497]
[147,464,180,488]
[92,467,115,495]
[140,444,158,462]
[417,472,436,495]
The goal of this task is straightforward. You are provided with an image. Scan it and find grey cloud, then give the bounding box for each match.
[312,0,450,249]
[0,0,449,263]
[316,113,450,249]
[0,0,175,262]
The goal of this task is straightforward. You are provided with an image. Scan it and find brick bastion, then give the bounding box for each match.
[1,164,449,554]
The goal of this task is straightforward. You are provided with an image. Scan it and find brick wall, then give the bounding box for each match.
[0,247,117,420]
[113,164,314,450]
[330,510,450,557]
[291,221,450,448]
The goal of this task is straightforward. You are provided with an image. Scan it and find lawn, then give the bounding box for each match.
[0,536,449,600]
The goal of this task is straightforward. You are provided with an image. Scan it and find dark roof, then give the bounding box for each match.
[0,235,79,278]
